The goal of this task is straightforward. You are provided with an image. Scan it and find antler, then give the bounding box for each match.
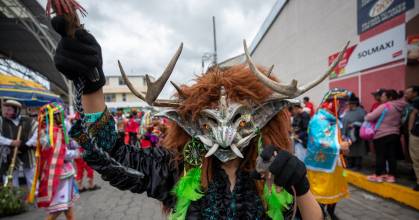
[118,43,183,107]
[243,40,350,98]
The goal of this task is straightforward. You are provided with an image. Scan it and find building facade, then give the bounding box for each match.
[250,0,419,109]
[103,75,154,109]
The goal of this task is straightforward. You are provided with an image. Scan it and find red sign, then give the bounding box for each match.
[328,45,357,79]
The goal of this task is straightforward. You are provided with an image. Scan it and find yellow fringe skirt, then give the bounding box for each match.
[307,166,349,204]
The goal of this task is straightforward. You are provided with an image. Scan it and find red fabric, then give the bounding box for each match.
[125,118,139,133]
[75,158,94,180]
[305,101,315,117]
[37,127,66,208]
[140,139,151,149]
[370,102,381,112]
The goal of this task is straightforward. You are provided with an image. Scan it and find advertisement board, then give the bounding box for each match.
[357,0,414,34]
[329,24,405,79]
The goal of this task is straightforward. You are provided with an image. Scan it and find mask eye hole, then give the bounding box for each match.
[202,123,210,130]
[207,117,217,125]
[233,113,242,123]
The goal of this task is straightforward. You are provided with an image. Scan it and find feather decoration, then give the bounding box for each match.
[263,184,293,220]
[169,167,204,220]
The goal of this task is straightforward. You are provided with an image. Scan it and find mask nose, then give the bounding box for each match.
[213,126,237,148]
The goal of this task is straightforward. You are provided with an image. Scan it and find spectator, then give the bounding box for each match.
[401,86,419,160]
[409,97,419,191]
[342,95,366,170]
[290,104,310,161]
[114,108,126,141]
[126,112,140,146]
[0,100,37,189]
[303,96,315,117]
[365,90,407,183]
[140,125,159,149]
[370,88,385,112]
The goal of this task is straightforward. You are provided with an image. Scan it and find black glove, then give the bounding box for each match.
[51,16,106,94]
[261,145,310,196]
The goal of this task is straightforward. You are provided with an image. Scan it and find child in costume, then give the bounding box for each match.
[47,1,349,218]
[29,103,79,220]
[304,88,352,220]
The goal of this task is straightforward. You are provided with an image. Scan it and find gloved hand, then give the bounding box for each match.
[51,16,106,94]
[260,145,310,196]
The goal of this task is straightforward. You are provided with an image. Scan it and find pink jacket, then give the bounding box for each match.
[365,99,407,139]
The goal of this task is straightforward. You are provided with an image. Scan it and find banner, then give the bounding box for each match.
[329,24,405,79]
[357,0,414,34]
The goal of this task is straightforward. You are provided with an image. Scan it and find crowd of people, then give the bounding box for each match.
[112,108,169,148]
[290,86,419,193]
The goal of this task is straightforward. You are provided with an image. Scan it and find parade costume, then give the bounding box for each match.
[28,103,79,216]
[304,89,350,216]
[46,1,349,219]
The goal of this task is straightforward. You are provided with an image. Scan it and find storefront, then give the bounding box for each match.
[251,0,418,109]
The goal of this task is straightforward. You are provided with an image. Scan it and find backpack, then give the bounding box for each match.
[360,103,390,141]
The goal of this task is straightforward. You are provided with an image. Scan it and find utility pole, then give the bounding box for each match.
[212,16,217,65]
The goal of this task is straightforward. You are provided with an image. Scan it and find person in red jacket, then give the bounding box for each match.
[303,96,315,117]
[125,112,140,146]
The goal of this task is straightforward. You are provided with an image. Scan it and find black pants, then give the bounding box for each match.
[129,132,138,146]
[373,134,399,176]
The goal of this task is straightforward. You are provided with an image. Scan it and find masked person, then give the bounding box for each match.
[304,89,352,220]
[50,13,348,219]
[30,103,79,220]
[0,100,37,189]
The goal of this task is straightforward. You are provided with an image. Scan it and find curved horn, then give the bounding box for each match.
[243,40,298,96]
[118,43,183,107]
[244,40,350,98]
[170,81,187,99]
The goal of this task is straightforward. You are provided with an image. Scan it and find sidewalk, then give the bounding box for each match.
[3,176,419,220]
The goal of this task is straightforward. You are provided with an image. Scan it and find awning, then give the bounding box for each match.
[0,73,62,106]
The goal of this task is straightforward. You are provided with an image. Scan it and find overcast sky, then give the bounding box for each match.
[39,0,276,98]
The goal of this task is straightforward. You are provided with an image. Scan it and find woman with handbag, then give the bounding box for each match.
[365,90,407,183]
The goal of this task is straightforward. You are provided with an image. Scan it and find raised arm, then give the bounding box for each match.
[52,16,179,206]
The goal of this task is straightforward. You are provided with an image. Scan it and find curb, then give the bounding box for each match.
[344,169,419,210]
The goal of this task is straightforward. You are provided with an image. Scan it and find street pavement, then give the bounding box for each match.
[4,176,419,220]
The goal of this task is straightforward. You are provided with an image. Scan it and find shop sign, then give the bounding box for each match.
[357,0,414,34]
[329,24,405,79]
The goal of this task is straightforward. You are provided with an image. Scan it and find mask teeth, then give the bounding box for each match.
[205,143,219,157]
[230,144,244,158]
[196,135,213,147]
[236,132,257,147]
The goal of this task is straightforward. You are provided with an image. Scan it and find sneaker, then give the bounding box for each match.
[367,174,384,183]
[383,175,395,183]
